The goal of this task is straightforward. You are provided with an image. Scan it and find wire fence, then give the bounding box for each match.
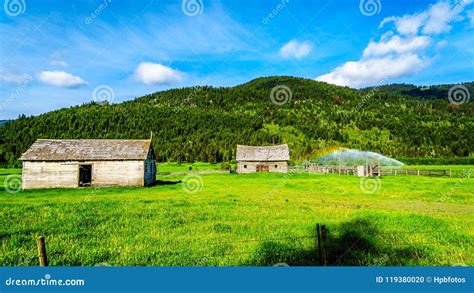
[15,224,471,267]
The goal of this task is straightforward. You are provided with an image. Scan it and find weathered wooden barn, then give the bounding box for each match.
[236,144,290,173]
[20,139,156,189]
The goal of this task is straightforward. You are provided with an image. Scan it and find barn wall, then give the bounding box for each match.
[22,160,146,189]
[143,158,156,186]
[92,160,144,187]
[22,161,79,189]
[237,161,288,173]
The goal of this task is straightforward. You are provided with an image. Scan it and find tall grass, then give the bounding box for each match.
[1,169,473,266]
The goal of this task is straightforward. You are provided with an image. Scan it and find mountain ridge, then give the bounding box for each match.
[0,76,472,167]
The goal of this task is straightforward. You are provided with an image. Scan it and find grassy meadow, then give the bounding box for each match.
[400,165,474,171]
[0,164,473,266]
[157,162,222,174]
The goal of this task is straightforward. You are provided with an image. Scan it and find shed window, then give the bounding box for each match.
[275,164,278,168]
[244,165,247,168]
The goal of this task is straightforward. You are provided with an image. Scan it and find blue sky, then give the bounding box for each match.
[0,0,473,119]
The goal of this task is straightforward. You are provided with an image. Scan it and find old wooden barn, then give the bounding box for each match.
[236,144,290,173]
[20,139,156,189]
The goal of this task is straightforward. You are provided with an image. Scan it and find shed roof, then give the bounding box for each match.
[236,144,290,162]
[20,139,153,161]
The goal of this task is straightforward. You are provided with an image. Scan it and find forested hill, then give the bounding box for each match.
[363,82,474,101]
[1,76,473,167]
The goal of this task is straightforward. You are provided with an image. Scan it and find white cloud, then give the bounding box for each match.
[317,1,473,88]
[133,62,184,85]
[467,10,474,27]
[363,35,431,57]
[279,40,312,59]
[422,2,460,34]
[380,1,471,35]
[37,71,87,88]
[316,54,429,88]
[380,13,428,35]
[317,34,432,88]
[0,71,31,83]
[435,40,448,48]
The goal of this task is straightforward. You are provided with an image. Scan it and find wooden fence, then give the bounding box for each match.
[304,164,472,178]
[381,168,471,178]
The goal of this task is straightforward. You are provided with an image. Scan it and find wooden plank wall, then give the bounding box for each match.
[22,160,146,189]
[237,161,288,173]
[22,161,78,189]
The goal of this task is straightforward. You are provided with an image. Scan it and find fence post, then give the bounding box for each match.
[449,170,452,178]
[321,225,327,266]
[417,170,420,176]
[316,224,322,266]
[36,236,48,267]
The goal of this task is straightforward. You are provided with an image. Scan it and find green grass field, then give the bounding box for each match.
[157,162,222,174]
[1,165,473,266]
[401,165,474,171]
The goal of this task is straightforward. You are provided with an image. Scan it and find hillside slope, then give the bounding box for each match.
[363,82,474,101]
[0,76,472,167]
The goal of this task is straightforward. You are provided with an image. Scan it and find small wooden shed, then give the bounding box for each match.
[20,139,156,189]
[236,144,290,173]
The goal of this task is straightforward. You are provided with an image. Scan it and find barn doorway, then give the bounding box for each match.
[256,165,269,172]
[79,164,92,187]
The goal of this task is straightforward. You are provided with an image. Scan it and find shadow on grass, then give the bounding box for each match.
[246,219,429,266]
[148,180,182,187]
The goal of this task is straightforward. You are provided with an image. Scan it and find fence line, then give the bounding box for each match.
[304,164,472,178]
[28,224,472,266]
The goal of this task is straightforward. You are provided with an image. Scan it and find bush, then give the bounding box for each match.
[220,162,231,170]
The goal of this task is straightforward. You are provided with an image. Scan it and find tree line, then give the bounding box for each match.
[0,76,472,167]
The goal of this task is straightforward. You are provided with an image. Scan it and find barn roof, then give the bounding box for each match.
[20,139,153,161]
[236,144,290,162]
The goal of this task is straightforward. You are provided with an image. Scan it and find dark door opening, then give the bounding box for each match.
[79,164,92,187]
[256,165,269,172]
